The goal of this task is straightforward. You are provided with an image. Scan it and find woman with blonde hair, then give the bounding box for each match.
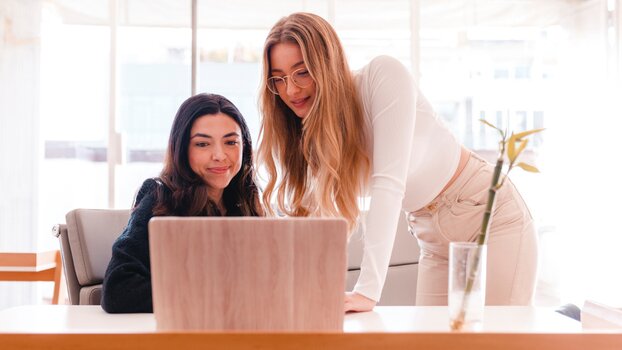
[258,12,538,312]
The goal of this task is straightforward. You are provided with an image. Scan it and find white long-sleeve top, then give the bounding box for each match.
[352,56,462,301]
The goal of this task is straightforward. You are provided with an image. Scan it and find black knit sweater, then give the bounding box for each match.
[100,178,243,313]
[101,179,160,313]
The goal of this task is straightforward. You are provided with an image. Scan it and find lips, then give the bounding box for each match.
[290,96,310,109]
[208,166,229,174]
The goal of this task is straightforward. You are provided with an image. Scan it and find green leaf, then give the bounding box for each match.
[515,139,529,159]
[507,133,516,162]
[513,128,545,141]
[479,119,505,138]
[479,118,498,130]
[516,162,540,173]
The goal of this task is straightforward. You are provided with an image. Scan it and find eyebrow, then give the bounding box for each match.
[190,132,241,139]
[271,60,305,74]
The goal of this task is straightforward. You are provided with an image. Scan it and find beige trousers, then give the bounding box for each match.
[407,152,538,306]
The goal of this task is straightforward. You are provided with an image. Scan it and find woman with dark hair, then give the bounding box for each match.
[101,93,263,313]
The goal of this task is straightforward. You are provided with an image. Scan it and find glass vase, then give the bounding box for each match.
[448,242,487,331]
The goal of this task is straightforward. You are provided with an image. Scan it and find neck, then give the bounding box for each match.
[217,201,226,216]
[207,189,225,215]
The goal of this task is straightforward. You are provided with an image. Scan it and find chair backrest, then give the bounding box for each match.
[54,209,130,305]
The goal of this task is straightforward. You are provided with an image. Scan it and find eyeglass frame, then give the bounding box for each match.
[266,67,314,95]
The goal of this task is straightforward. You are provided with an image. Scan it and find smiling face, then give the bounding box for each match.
[269,42,317,119]
[188,112,243,203]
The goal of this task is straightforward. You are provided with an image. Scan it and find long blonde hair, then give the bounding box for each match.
[258,12,370,230]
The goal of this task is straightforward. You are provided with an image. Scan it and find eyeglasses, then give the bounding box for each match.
[266,68,314,95]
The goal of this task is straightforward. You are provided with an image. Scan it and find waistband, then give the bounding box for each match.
[416,151,489,213]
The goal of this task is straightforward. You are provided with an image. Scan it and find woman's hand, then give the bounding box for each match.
[344,292,376,313]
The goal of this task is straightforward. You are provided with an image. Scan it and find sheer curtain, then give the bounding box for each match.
[542,0,622,306]
[0,0,42,309]
[418,0,622,307]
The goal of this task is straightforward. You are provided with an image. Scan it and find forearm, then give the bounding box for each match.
[353,186,403,301]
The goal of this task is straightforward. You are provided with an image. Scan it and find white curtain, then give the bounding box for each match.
[544,0,622,306]
[0,0,43,310]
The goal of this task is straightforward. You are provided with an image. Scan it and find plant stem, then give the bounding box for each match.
[476,157,503,245]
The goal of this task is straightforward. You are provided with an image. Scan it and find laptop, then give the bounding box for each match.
[148,217,348,331]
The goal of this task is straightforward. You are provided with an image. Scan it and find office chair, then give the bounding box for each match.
[53,209,130,305]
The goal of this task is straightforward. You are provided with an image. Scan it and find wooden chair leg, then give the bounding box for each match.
[52,250,65,304]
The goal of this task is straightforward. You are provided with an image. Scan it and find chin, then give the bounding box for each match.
[294,109,309,119]
[213,183,230,190]
[206,179,231,190]
[286,105,309,119]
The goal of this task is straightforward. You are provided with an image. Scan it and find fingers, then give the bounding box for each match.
[343,292,376,313]
[343,293,355,312]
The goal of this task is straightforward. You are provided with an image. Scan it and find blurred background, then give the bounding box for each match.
[1,0,621,310]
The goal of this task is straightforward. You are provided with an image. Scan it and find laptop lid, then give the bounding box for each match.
[148,217,347,331]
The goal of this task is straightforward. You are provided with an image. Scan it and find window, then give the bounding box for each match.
[419,0,622,306]
[32,0,413,250]
[2,0,622,309]
[39,3,111,239]
[115,0,192,207]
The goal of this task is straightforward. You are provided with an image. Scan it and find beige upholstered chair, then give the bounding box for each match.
[346,212,420,305]
[53,209,130,305]
[54,208,420,306]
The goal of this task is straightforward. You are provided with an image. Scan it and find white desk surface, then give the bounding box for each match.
[0,305,581,333]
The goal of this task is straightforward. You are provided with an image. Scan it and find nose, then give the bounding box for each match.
[212,144,226,161]
[285,77,301,96]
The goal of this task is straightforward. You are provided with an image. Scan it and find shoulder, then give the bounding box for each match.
[138,177,161,192]
[356,55,414,92]
[367,55,408,70]
[356,56,416,105]
[361,55,410,79]
[122,179,162,233]
[134,178,163,208]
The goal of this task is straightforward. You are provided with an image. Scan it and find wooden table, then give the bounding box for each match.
[0,250,64,304]
[0,305,620,350]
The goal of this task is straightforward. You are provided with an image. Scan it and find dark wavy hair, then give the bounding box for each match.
[152,93,263,217]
